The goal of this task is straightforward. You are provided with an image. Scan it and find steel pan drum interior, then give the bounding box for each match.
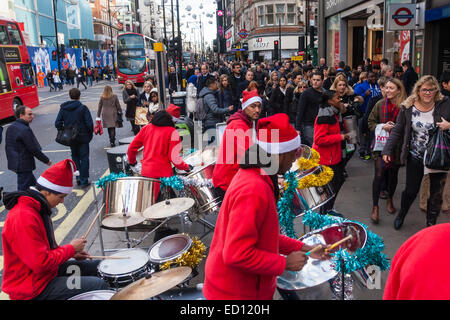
[159,237,191,258]
[277,222,367,291]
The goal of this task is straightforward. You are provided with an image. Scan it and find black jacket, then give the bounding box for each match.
[268,86,288,116]
[402,67,418,96]
[5,119,49,173]
[383,96,450,165]
[229,73,245,107]
[296,87,324,129]
[55,100,93,144]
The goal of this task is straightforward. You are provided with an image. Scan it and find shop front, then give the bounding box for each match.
[324,0,414,70]
[247,35,301,62]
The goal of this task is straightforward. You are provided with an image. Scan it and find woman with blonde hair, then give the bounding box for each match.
[97,85,122,147]
[122,80,140,135]
[383,75,450,229]
[265,71,279,99]
[368,78,407,223]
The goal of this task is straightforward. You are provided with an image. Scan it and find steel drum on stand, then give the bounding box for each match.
[277,222,367,291]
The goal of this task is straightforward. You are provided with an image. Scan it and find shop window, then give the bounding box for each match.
[0,25,9,45]
[7,23,22,45]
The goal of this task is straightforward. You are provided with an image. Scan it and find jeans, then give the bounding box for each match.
[70,143,90,185]
[400,156,447,217]
[300,124,314,147]
[358,118,373,156]
[17,171,36,191]
[33,260,109,300]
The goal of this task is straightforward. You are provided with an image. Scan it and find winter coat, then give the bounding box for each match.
[55,100,93,144]
[96,95,122,128]
[312,114,343,166]
[268,86,288,116]
[212,110,253,191]
[199,87,229,131]
[382,96,450,165]
[1,195,75,300]
[127,124,190,179]
[5,119,50,173]
[203,167,305,300]
[122,88,140,119]
[218,87,233,110]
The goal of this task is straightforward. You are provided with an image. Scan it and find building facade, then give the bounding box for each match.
[13,0,94,47]
[91,0,122,49]
[318,0,448,77]
[222,0,318,62]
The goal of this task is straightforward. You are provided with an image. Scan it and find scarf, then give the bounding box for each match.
[382,98,399,124]
[3,188,58,249]
[316,104,340,125]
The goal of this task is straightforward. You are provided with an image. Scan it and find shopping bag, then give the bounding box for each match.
[94,119,103,135]
[424,127,450,171]
[373,123,390,152]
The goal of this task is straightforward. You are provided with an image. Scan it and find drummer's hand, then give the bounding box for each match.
[70,238,87,253]
[302,244,332,260]
[285,251,308,271]
[74,251,90,261]
[188,164,194,172]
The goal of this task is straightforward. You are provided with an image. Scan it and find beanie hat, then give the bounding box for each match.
[36,159,78,194]
[256,113,301,154]
[167,104,181,119]
[242,89,262,110]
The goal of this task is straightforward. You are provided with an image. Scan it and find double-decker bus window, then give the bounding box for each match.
[117,34,144,49]
[0,25,9,45]
[0,47,12,93]
[7,23,22,45]
[21,64,34,86]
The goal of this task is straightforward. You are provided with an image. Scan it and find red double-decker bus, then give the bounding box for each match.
[116,32,156,86]
[0,18,39,120]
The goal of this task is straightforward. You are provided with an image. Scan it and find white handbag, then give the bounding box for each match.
[373,123,390,152]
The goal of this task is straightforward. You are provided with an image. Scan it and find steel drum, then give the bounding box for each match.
[118,136,135,145]
[291,166,335,216]
[176,147,222,219]
[98,248,150,288]
[106,144,143,174]
[68,290,116,300]
[277,222,367,291]
[103,177,161,224]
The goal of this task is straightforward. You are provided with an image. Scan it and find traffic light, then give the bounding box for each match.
[213,39,218,53]
[298,36,305,51]
[83,51,88,61]
[52,50,57,61]
[273,40,279,60]
[60,44,66,59]
[309,26,316,46]
[168,39,176,54]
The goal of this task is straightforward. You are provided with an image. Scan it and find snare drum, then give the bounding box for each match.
[148,234,192,270]
[68,290,116,300]
[98,249,150,288]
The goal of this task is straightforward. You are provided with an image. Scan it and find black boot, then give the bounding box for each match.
[394,209,408,230]
[426,200,439,227]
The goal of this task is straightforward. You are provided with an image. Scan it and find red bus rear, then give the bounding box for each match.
[0,18,39,120]
[116,32,156,86]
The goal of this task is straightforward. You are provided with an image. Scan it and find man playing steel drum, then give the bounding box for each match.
[203,114,329,300]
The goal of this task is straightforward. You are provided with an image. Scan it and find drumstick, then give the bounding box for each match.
[325,235,353,252]
[83,203,105,239]
[88,255,130,260]
[305,244,323,256]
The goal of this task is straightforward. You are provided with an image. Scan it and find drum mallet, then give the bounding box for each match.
[305,244,324,256]
[325,235,353,253]
[82,203,105,240]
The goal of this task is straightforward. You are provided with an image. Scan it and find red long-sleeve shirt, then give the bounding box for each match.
[1,196,75,300]
[127,124,189,178]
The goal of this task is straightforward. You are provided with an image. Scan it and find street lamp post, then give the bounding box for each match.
[52,0,61,76]
[107,0,117,78]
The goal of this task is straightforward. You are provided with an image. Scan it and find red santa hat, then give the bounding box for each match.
[36,159,78,194]
[242,89,262,110]
[167,104,181,119]
[256,113,301,154]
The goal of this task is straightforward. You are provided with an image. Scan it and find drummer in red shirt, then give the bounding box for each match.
[127,110,193,199]
[203,114,330,300]
[212,89,262,197]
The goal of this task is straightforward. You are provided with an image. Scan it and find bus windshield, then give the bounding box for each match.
[117,49,146,75]
[117,34,144,50]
